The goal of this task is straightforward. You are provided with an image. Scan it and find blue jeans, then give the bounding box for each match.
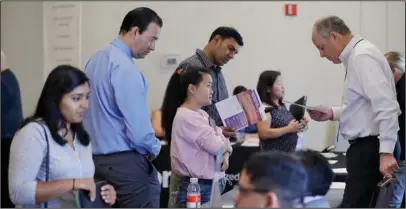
[176,177,225,208]
[390,160,405,208]
[394,140,401,161]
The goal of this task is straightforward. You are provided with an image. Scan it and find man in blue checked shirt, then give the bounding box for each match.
[83,7,162,208]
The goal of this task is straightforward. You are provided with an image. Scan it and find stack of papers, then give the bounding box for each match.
[330,182,346,189]
[328,160,338,164]
[321,152,338,158]
[332,168,347,173]
[241,135,259,147]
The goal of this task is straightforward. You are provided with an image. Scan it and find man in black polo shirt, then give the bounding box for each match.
[175,26,244,138]
[385,51,405,208]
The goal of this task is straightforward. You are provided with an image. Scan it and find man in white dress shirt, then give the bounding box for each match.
[307,15,401,207]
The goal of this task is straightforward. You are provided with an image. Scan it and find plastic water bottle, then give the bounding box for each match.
[186,178,201,208]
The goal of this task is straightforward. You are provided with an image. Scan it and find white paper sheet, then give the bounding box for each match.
[332,168,347,174]
[330,182,346,189]
[240,142,259,147]
[216,96,244,121]
[321,152,338,158]
[328,160,338,164]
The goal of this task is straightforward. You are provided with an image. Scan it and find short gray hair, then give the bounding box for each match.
[315,15,352,38]
[385,51,405,73]
[1,50,6,68]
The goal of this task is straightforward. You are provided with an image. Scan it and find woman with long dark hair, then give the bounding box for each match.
[256,70,308,153]
[8,65,116,207]
[161,67,232,207]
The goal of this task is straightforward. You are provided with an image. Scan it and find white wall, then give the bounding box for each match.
[1,2,44,118]
[2,1,405,151]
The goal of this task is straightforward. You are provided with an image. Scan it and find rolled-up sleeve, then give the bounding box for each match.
[111,66,161,156]
[9,122,47,205]
[353,54,401,153]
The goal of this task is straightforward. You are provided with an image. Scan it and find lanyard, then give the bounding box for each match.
[344,39,364,79]
[337,38,364,142]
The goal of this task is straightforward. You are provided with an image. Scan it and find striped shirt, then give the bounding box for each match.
[176,49,229,126]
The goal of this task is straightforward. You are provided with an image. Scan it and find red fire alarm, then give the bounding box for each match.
[285,4,297,16]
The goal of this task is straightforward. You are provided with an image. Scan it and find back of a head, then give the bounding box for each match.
[243,152,308,207]
[119,7,163,34]
[385,51,405,73]
[161,67,210,143]
[295,149,334,196]
[209,26,244,47]
[314,15,352,38]
[233,85,247,95]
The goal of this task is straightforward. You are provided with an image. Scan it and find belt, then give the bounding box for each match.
[181,176,214,184]
[348,135,379,145]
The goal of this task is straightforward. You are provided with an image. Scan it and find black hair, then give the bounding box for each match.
[161,66,211,144]
[243,152,308,208]
[209,26,244,47]
[233,85,247,95]
[256,70,284,109]
[295,149,334,196]
[119,7,163,34]
[19,65,90,146]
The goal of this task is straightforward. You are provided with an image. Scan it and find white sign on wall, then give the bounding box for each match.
[43,1,82,80]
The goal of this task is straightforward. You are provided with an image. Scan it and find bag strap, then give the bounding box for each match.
[34,121,50,208]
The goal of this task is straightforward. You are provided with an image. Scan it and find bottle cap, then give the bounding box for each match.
[190,177,198,183]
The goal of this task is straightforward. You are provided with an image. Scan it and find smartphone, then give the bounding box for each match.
[76,180,110,208]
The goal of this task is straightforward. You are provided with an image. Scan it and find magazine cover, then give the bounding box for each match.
[215,89,267,130]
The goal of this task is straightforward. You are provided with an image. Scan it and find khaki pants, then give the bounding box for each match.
[168,171,182,207]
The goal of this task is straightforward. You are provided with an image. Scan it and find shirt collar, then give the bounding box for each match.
[195,49,222,72]
[339,34,363,63]
[111,38,132,59]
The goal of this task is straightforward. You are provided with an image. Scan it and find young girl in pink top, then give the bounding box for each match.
[161,66,232,207]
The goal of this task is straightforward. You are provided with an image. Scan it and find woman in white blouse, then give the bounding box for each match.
[8,65,117,208]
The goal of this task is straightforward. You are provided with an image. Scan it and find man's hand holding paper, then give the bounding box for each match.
[307,105,334,121]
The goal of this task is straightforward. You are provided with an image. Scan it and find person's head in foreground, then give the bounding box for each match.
[119,7,163,59]
[385,51,405,83]
[295,149,334,206]
[161,66,212,142]
[312,15,354,64]
[233,152,308,208]
[256,70,285,109]
[205,26,244,66]
[233,85,248,95]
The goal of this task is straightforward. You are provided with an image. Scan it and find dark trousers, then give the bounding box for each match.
[340,136,382,208]
[1,139,14,208]
[93,151,161,208]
